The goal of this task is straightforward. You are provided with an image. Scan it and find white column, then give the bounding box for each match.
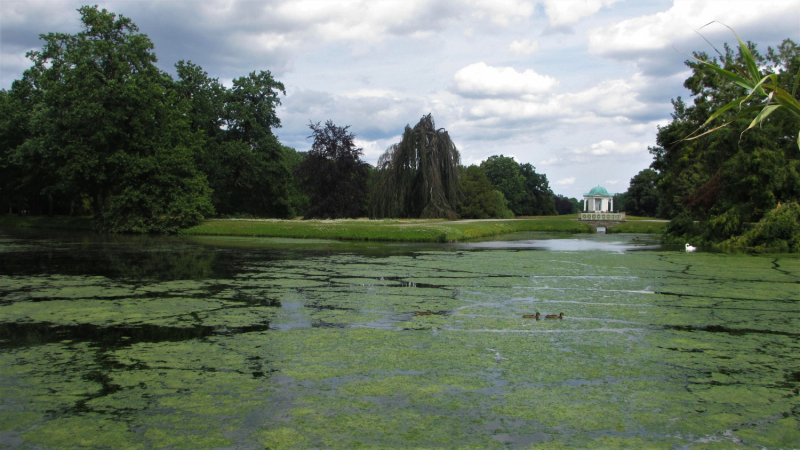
[584,198,587,211]
[610,198,613,212]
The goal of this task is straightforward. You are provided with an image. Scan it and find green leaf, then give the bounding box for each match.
[734,34,762,84]
[744,104,779,132]
[770,88,800,119]
[697,95,750,128]
[696,59,755,91]
[681,105,762,142]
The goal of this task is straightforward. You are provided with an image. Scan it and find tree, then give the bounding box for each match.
[370,114,461,219]
[651,37,800,246]
[623,169,660,217]
[458,165,513,219]
[553,195,574,215]
[481,155,556,216]
[175,62,297,218]
[519,163,557,215]
[295,121,370,219]
[16,6,212,232]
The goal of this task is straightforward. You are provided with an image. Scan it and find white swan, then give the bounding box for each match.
[685,243,697,252]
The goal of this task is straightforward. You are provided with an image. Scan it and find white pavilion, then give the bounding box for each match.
[583,186,614,212]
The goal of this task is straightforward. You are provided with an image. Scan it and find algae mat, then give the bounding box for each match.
[0,231,799,448]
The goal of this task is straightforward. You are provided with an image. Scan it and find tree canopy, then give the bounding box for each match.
[480,155,556,216]
[621,169,660,217]
[0,6,308,231]
[650,37,800,250]
[369,114,461,219]
[4,6,213,232]
[458,165,513,219]
[295,121,370,219]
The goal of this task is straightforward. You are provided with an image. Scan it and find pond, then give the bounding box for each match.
[1,229,798,449]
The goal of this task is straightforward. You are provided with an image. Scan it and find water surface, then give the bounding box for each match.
[1,229,798,448]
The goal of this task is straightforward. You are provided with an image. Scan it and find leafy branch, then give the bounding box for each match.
[681,22,800,148]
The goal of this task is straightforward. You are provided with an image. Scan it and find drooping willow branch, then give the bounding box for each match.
[369,114,462,219]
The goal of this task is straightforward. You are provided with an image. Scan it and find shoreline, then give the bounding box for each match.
[0,215,666,242]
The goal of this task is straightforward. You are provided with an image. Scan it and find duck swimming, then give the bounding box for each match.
[414,310,433,316]
[685,243,697,252]
[523,312,540,319]
[545,313,564,319]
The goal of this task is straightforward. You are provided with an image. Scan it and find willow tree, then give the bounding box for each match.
[370,114,461,219]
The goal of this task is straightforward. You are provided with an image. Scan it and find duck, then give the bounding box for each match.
[414,310,433,316]
[522,312,540,319]
[545,313,564,319]
[685,243,697,252]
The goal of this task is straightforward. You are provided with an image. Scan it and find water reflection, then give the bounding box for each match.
[457,232,661,252]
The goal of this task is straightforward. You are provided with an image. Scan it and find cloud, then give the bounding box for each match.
[509,39,540,55]
[278,88,427,152]
[555,177,576,186]
[453,62,559,98]
[540,157,560,165]
[544,0,620,26]
[560,73,667,122]
[573,140,646,156]
[587,0,800,76]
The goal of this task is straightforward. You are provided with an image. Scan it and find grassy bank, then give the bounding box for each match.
[1,215,671,242]
[181,218,593,242]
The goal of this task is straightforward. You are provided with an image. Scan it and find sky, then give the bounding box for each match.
[2,0,798,198]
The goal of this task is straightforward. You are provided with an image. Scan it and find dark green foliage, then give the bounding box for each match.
[622,169,660,217]
[480,155,556,216]
[457,165,513,219]
[369,114,461,219]
[175,62,296,218]
[295,121,370,219]
[553,195,576,215]
[722,202,800,252]
[7,6,213,232]
[652,38,800,246]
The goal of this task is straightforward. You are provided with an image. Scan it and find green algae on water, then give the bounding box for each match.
[1,231,799,448]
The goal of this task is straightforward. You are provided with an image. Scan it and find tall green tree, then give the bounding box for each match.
[15,6,212,232]
[553,195,575,215]
[622,169,660,217]
[650,38,800,244]
[481,155,556,216]
[175,61,297,218]
[457,165,513,219]
[295,121,370,219]
[370,114,461,219]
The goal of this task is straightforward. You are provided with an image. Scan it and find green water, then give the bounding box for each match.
[1,230,798,449]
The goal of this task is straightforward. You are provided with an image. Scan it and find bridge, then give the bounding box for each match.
[578,212,626,230]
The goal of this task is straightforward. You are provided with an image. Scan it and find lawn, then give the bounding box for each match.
[0,215,667,242]
[181,217,593,242]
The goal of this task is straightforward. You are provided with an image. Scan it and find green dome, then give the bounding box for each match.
[586,186,609,196]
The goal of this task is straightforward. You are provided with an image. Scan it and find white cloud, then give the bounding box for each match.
[587,0,799,75]
[544,0,620,26]
[573,140,646,156]
[464,0,535,26]
[605,179,621,185]
[509,39,540,55]
[555,177,576,186]
[540,157,560,165]
[454,62,559,98]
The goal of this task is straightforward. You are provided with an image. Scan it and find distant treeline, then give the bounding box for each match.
[0,6,566,233]
[612,37,800,251]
